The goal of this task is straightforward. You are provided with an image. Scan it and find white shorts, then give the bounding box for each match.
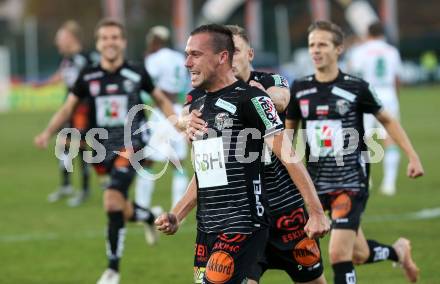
[364,87,400,138]
[144,105,188,162]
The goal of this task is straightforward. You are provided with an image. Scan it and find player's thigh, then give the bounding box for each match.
[204,229,268,284]
[352,227,369,264]
[329,229,357,262]
[265,207,324,283]
[194,230,211,284]
[325,191,368,231]
[104,189,126,211]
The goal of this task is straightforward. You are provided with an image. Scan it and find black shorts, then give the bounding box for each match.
[319,190,369,231]
[259,206,324,282]
[93,149,136,199]
[194,228,269,284]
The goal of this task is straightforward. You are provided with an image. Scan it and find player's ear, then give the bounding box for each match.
[248,47,255,61]
[219,50,229,65]
[336,44,344,56]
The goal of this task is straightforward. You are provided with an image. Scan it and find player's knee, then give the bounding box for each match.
[329,246,352,264]
[352,247,369,265]
[104,190,125,212]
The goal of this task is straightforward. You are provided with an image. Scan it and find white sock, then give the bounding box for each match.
[171,169,188,208]
[382,145,400,189]
[135,173,155,209]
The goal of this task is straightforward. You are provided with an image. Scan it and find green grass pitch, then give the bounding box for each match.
[0,85,439,283]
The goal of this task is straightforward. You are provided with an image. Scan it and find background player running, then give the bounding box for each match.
[347,21,404,196]
[134,25,189,213]
[285,21,423,284]
[34,18,176,284]
[40,20,96,207]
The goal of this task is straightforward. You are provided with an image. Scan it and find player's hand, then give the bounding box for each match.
[34,131,50,149]
[155,212,179,235]
[407,156,424,178]
[186,110,207,141]
[249,80,265,91]
[304,212,330,239]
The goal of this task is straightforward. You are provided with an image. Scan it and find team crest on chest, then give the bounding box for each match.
[89,80,100,96]
[300,99,309,118]
[214,112,233,131]
[336,99,350,116]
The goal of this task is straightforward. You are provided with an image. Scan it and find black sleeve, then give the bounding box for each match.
[258,73,290,90]
[188,89,206,112]
[241,87,284,137]
[141,68,155,93]
[184,89,202,107]
[359,83,383,114]
[70,71,89,99]
[285,81,302,120]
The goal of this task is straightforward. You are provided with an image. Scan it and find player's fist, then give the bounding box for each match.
[186,109,207,141]
[34,131,50,149]
[407,156,424,178]
[249,80,265,91]
[304,213,330,239]
[155,212,179,235]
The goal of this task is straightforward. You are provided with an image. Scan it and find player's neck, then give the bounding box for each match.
[206,70,237,93]
[242,69,252,83]
[70,44,82,55]
[101,57,124,73]
[315,64,339,83]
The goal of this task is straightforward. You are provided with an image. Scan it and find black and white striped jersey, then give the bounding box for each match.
[248,71,304,214]
[189,80,283,234]
[187,71,304,216]
[286,71,383,194]
[71,61,155,160]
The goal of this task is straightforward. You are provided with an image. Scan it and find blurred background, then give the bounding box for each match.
[0,0,439,283]
[0,0,439,111]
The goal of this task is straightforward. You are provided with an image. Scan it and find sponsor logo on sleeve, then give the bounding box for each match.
[251,96,283,130]
[271,74,289,88]
[120,68,141,83]
[206,251,235,283]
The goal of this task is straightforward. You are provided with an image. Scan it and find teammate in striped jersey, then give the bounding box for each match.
[35,19,176,284]
[156,25,330,284]
[285,21,423,284]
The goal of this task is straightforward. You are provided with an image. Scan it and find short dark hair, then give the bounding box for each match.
[308,21,344,46]
[95,18,126,39]
[368,22,384,37]
[190,24,235,65]
[225,25,250,45]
